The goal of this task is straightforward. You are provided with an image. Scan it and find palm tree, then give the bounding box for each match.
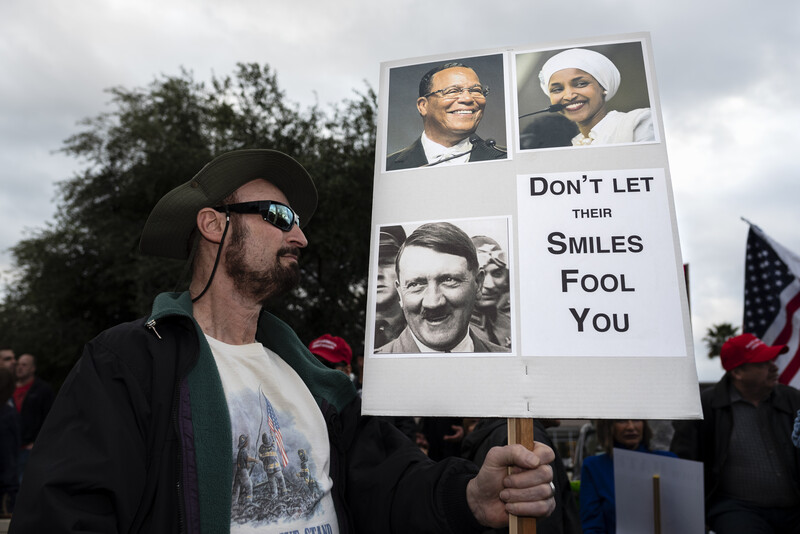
[703,323,740,358]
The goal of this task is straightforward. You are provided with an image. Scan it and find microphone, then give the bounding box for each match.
[423,136,497,167]
[518,103,565,119]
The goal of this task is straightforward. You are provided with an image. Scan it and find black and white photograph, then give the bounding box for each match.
[515,40,657,150]
[384,54,508,171]
[372,217,513,354]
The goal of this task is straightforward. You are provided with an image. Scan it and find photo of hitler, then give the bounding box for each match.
[385,54,508,171]
[374,219,512,354]
[515,40,656,149]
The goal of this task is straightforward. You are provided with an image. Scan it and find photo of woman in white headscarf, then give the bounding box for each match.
[516,41,657,149]
[539,48,654,146]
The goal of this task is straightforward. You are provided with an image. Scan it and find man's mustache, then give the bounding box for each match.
[419,306,450,320]
[278,246,301,259]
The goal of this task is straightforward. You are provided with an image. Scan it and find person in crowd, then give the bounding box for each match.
[462,418,581,534]
[0,349,15,373]
[12,353,54,483]
[0,367,20,514]
[671,333,800,533]
[794,409,800,448]
[374,225,407,349]
[308,333,352,377]
[417,417,467,461]
[538,48,655,146]
[581,419,676,533]
[376,222,508,354]
[470,235,511,349]
[387,62,506,170]
[10,149,555,533]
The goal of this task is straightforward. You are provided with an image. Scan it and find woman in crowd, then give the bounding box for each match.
[580,419,675,533]
[538,48,655,146]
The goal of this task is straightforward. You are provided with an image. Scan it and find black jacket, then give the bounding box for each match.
[671,374,800,504]
[11,292,484,533]
[17,377,54,445]
[386,135,506,171]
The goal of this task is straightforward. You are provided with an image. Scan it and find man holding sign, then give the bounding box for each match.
[11,150,551,533]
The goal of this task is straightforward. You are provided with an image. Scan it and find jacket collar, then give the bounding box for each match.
[711,373,795,415]
[148,291,357,413]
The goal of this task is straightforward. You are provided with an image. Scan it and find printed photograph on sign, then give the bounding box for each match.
[514,39,658,150]
[372,216,513,355]
[384,53,508,172]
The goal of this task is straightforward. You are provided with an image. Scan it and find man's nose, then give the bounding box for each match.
[287,224,308,248]
[421,284,445,308]
[457,88,476,103]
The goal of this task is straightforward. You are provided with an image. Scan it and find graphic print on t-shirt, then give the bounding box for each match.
[230,385,327,527]
[207,336,338,534]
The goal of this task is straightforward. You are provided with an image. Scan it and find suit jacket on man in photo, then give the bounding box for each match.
[386,135,506,171]
[376,326,507,354]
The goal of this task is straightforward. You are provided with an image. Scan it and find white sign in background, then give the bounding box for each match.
[614,448,705,534]
[516,168,687,357]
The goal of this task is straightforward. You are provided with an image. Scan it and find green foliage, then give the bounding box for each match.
[702,322,740,359]
[0,64,376,387]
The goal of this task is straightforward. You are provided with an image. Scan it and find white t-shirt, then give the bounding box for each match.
[207,335,339,534]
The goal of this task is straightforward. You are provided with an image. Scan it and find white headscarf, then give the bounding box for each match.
[538,48,621,101]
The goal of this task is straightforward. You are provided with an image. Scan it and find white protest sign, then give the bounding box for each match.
[361,33,701,419]
[614,448,705,534]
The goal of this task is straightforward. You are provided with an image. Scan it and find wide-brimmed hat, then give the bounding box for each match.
[139,149,317,259]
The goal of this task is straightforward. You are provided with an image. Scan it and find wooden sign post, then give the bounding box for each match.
[653,474,661,534]
[508,418,537,534]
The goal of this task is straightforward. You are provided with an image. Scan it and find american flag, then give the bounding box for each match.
[743,223,800,387]
[261,392,290,467]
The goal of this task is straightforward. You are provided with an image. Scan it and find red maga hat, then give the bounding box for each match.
[308,334,352,365]
[720,333,788,371]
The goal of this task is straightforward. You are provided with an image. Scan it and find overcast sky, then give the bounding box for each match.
[2,0,799,382]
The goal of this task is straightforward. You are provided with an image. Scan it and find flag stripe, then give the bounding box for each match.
[779,347,800,384]
[774,292,800,345]
[775,292,800,384]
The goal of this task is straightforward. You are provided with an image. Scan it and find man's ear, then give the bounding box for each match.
[729,366,744,381]
[395,279,404,309]
[196,207,227,244]
[416,96,428,118]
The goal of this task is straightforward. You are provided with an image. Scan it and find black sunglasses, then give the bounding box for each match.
[212,201,300,231]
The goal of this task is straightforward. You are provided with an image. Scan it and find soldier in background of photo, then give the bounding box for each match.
[470,235,511,349]
[374,226,407,349]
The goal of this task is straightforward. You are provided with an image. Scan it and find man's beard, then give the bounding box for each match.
[224,218,301,304]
